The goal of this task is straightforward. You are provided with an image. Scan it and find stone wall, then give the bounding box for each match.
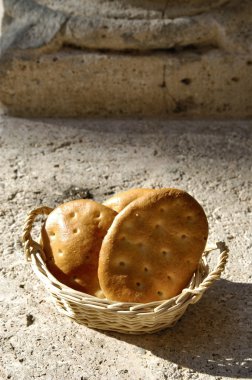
[0,0,251,117]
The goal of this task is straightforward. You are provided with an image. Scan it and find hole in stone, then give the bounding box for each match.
[119,261,125,267]
[157,291,163,296]
[181,234,187,239]
[181,78,191,85]
[70,212,75,218]
[73,228,78,234]
[155,224,160,229]
[167,275,171,280]
[231,77,239,82]
[136,282,141,288]
[187,215,192,221]
[49,232,55,237]
[247,60,252,65]
[144,267,148,272]
[85,255,90,260]
[204,236,207,241]
[162,250,168,256]
[160,208,165,213]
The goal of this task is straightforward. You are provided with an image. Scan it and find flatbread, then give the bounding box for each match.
[98,188,208,303]
[41,199,117,296]
[103,188,156,212]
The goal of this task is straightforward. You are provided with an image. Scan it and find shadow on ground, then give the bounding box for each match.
[107,279,252,378]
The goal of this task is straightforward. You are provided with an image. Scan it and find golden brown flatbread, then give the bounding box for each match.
[103,188,156,213]
[98,188,208,303]
[41,199,117,296]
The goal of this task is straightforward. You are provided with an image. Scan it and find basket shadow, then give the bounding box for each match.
[106,280,252,378]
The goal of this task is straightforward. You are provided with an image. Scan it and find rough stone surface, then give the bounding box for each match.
[0,116,252,379]
[0,0,251,117]
[1,50,251,118]
[35,0,231,19]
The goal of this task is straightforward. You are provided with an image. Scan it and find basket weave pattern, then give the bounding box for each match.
[22,207,229,334]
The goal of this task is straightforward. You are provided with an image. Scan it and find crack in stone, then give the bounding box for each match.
[58,43,217,56]
[160,64,178,113]
[162,0,170,19]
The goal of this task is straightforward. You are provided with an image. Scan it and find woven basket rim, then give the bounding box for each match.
[22,206,229,314]
[29,251,208,309]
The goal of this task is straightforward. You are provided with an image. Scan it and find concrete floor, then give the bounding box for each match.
[0,116,251,380]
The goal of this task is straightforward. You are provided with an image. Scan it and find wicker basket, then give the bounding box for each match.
[22,206,229,334]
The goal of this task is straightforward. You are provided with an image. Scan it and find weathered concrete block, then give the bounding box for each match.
[0,0,251,117]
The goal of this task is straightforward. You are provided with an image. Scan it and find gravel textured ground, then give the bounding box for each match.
[0,116,251,380]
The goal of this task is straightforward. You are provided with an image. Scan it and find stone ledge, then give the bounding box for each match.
[2,0,251,53]
[0,0,251,117]
[0,48,251,118]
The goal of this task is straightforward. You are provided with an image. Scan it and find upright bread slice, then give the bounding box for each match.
[98,188,208,303]
[41,199,117,296]
[103,188,156,213]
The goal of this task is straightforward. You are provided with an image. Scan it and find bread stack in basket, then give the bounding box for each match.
[41,188,208,303]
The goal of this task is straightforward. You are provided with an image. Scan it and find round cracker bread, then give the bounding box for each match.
[98,188,208,303]
[103,188,156,213]
[41,199,117,296]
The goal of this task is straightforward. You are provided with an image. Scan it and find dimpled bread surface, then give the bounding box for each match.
[103,188,156,212]
[98,188,208,303]
[41,199,117,296]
